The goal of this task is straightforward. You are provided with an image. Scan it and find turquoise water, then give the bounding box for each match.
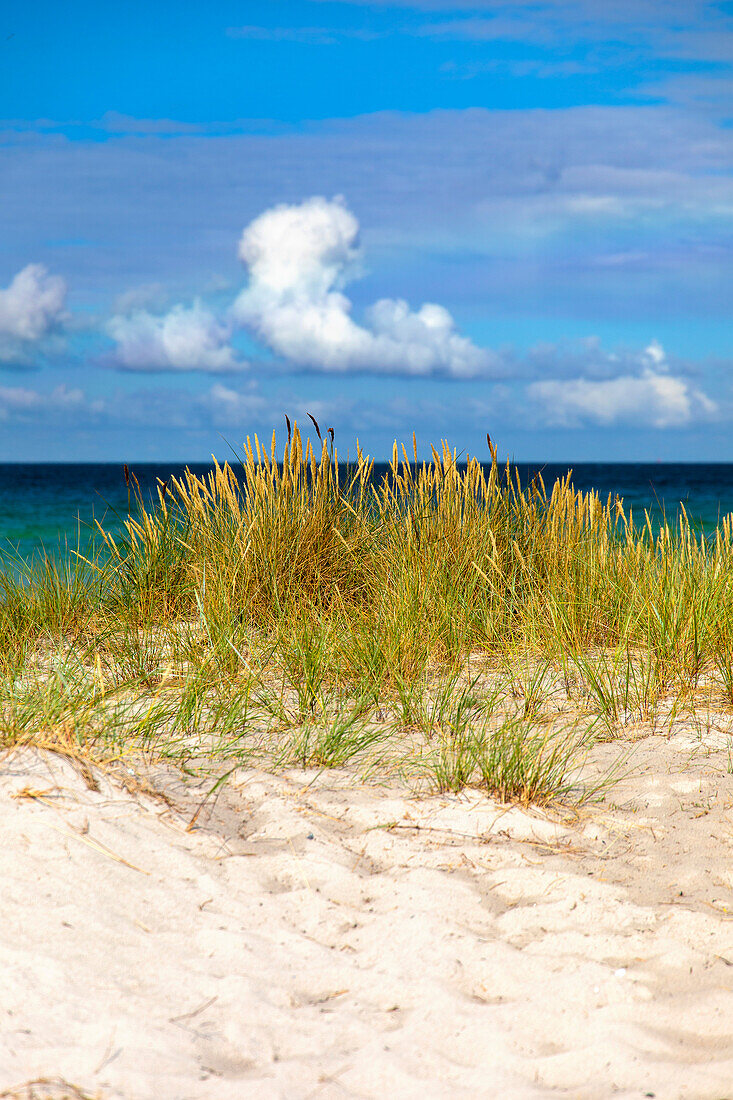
[1,462,733,568]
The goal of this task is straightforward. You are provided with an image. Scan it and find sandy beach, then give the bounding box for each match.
[3,0,733,1096]
[2,726,733,1100]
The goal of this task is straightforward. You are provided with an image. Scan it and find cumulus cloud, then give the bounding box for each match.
[527,342,717,428]
[108,301,241,372]
[231,196,495,376]
[0,264,67,363]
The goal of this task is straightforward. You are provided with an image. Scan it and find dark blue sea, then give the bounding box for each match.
[1,462,733,567]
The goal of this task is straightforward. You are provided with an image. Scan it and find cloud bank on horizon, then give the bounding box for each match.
[528,343,718,430]
[101,193,717,431]
[0,191,722,439]
[0,0,731,460]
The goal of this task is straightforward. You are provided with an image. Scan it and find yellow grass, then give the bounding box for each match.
[2,422,732,803]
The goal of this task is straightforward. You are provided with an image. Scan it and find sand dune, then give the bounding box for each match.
[2,731,733,1099]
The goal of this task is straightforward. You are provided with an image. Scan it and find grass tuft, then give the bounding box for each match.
[3,423,732,804]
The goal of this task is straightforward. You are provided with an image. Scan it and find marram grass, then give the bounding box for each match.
[2,424,733,804]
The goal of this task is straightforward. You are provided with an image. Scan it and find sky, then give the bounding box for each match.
[0,0,732,462]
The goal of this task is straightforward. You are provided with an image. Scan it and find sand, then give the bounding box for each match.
[2,727,733,1099]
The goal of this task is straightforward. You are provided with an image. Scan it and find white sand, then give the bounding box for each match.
[2,731,733,1099]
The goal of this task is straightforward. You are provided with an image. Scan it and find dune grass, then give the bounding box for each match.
[2,422,732,804]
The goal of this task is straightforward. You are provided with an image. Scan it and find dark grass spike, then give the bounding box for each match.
[123,462,132,508]
[327,427,335,446]
[285,414,292,445]
[486,432,498,464]
[308,413,322,442]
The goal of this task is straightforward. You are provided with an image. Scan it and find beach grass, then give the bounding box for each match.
[2,422,732,804]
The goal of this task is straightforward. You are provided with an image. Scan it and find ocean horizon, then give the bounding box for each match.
[3,459,733,565]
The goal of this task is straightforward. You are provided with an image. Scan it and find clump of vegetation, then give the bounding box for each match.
[2,421,732,804]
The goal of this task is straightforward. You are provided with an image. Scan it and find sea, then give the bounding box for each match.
[2,461,733,568]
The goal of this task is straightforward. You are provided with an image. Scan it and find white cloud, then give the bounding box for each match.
[231,196,495,376]
[0,264,67,362]
[108,301,241,372]
[0,383,92,421]
[113,282,170,315]
[201,382,267,426]
[0,377,351,443]
[528,342,717,428]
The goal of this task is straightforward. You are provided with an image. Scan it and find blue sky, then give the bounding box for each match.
[0,0,731,461]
